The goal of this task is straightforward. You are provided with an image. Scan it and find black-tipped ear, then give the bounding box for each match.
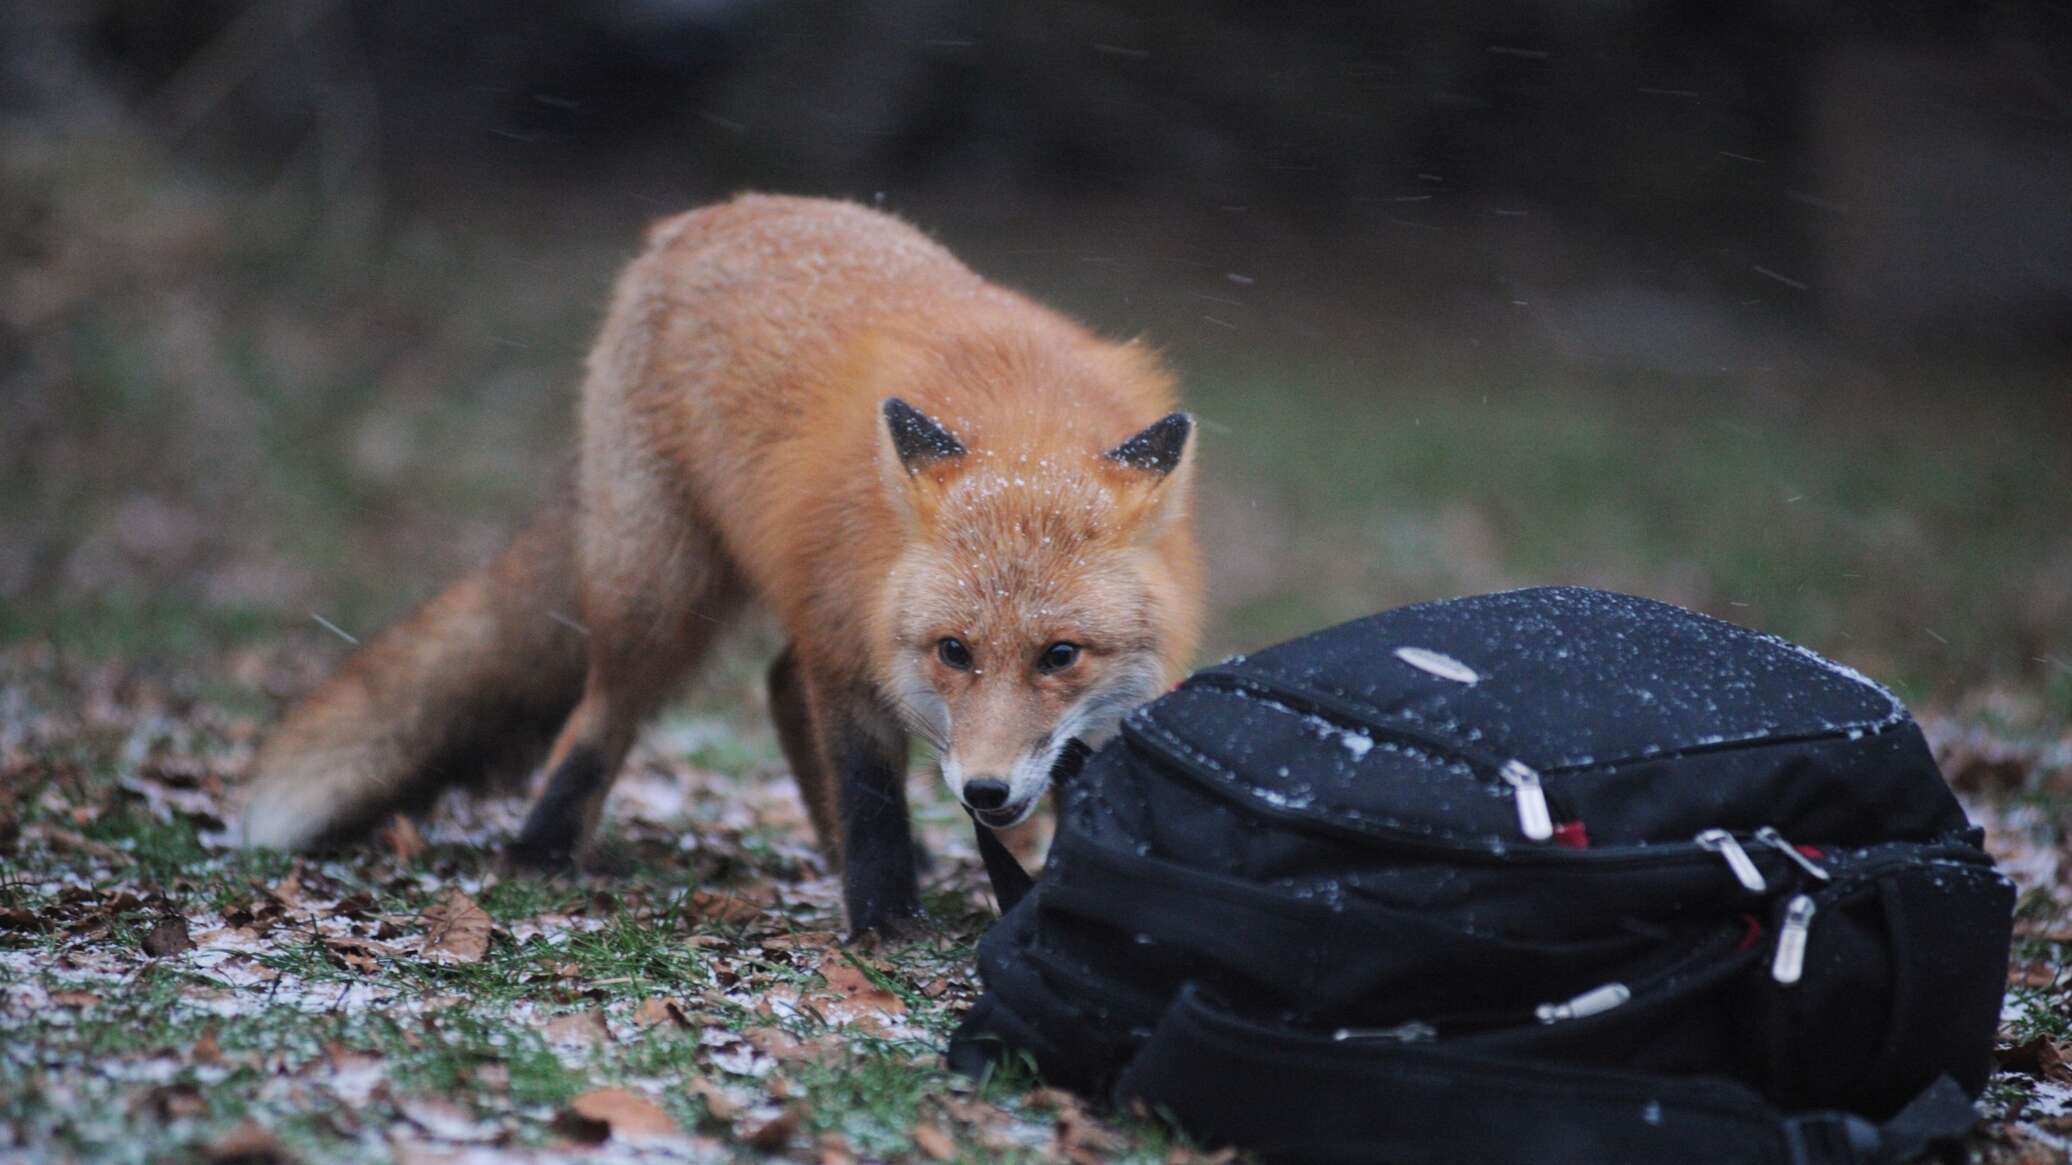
[883,398,966,471]
[1106,412,1192,476]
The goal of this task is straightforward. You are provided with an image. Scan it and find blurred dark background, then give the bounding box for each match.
[3,1,2068,714]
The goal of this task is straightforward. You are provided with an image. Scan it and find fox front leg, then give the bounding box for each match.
[824,692,921,938]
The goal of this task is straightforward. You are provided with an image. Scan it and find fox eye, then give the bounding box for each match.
[1037,642,1081,673]
[937,637,974,670]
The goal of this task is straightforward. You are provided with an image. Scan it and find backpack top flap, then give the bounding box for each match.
[1125,587,1968,849]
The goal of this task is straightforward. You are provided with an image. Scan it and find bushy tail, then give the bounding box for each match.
[241,506,588,849]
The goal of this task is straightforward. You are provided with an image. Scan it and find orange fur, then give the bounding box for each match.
[241,194,1202,933]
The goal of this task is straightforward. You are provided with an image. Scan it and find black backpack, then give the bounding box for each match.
[949,587,2014,1165]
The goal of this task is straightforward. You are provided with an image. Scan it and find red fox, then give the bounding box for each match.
[240,194,1203,935]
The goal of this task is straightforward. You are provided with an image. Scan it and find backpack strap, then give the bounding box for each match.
[964,739,1094,914]
[1115,985,1978,1165]
[967,807,1036,912]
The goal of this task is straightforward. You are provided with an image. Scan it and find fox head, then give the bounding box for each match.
[870,393,1201,828]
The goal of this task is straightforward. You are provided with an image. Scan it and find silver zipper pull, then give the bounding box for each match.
[1771,894,1816,984]
[1331,1019,1437,1043]
[1535,982,1631,1024]
[1755,827,1831,882]
[1696,829,1768,893]
[1498,759,1554,841]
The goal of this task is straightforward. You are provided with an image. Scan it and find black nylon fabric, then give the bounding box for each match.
[949,587,2016,1164]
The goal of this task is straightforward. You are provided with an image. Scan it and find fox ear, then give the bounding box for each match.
[881,398,966,474]
[1106,412,1192,477]
[879,398,964,530]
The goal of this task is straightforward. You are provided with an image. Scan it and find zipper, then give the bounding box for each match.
[1160,673,1563,843]
[1182,666,1907,778]
[1331,1019,1437,1043]
[1120,710,1996,873]
[1696,828,1768,892]
[1498,760,1554,841]
[1535,981,1631,1023]
[1771,895,1816,984]
[1755,827,1831,882]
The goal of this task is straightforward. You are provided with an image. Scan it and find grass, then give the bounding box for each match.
[0,698,1209,1162]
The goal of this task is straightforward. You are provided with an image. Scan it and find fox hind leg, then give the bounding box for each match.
[510,506,743,870]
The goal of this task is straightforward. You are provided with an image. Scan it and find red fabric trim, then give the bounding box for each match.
[1737,913,1764,952]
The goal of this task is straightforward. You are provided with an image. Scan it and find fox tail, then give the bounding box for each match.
[239,506,587,849]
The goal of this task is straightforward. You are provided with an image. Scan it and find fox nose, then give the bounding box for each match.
[961,778,1011,812]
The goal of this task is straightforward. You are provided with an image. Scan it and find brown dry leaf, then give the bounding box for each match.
[569,1087,679,1138]
[687,1077,740,1124]
[1056,1098,1124,1165]
[817,951,906,1016]
[0,906,50,933]
[633,996,693,1030]
[202,1119,293,1164]
[2009,963,2062,989]
[396,1095,498,1143]
[269,870,305,909]
[136,1082,210,1120]
[192,1027,224,1065]
[761,929,842,951]
[540,1009,612,1046]
[691,889,767,926]
[323,935,395,975]
[142,914,194,957]
[420,889,491,964]
[382,814,427,864]
[744,1106,801,1152]
[1999,1035,2072,1082]
[49,990,99,1007]
[912,1122,956,1161]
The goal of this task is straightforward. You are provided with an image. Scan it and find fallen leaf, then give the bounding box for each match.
[396,1095,499,1143]
[1056,1097,1124,1165]
[2009,963,2062,989]
[540,1009,612,1046]
[136,1082,209,1120]
[192,1027,223,1065]
[552,1110,610,1146]
[142,914,193,957]
[322,935,395,975]
[382,814,426,863]
[50,990,99,1007]
[633,996,693,1030]
[745,1107,800,1152]
[202,1119,293,1164]
[761,930,842,951]
[913,1122,956,1160]
[817,951,906,1016]
[420,889,491,964]
[817,1130,859,1165]
[0,906,50,932]
[568,1087,679,1138]
[687,1077,740,1124]
[691,889,767,926]
[1999,1035,2072,1082]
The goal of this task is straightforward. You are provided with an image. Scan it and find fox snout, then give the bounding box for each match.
[942,741,1055,827]
[959,777,1013,812]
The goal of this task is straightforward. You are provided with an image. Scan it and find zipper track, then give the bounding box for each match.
[1118,708,1989,871]
[1182,667,1908,779]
